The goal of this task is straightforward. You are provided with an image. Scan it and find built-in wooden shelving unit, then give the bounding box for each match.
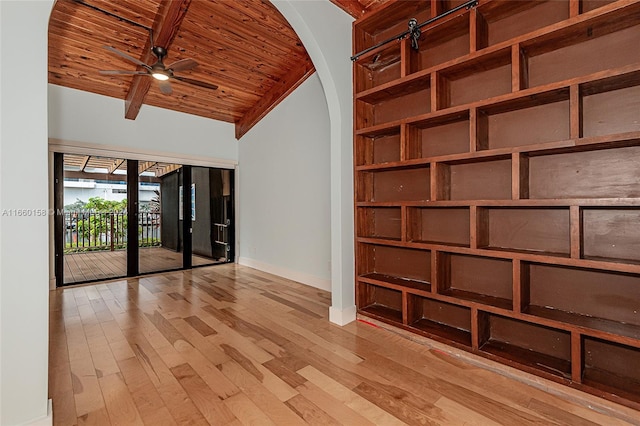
[353,0,640,409]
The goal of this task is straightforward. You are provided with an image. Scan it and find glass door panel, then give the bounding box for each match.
[139,163,184,274]
[191,167,233,267]
[62,154,127,284]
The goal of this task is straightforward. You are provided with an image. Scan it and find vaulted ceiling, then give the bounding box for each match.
[48,0,316,139]
[330,0,393,18]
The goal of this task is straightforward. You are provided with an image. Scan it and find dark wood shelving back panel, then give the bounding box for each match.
[359,244,432,284]
[527,25,640,88]
[528,263,640,327]
[581,0,618,13]
[528,146,640,199]
[357,85,431,127]
[358,167,431,202]
[358,282,403,323]
[357,207,402,241]
[353,2,430,52]
[443,52,512,107]
[480,313,572,377]
[582,84,640,137]
[408,295,472,346]
[355,46,402,92]
[356,131,401,166]
[582,208,640,263]
[582,337,640,402]
[409,115,471,158]
[438,253,512,302]
[447,158,512,200]
[409,14,469,73]
[481,207,571,255]
[477,0,570,48]
[478,99,570,150]
[408,207,470,246]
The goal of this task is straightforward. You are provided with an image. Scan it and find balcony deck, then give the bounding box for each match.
[63,247,220,284]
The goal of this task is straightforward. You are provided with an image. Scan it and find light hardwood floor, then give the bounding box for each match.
[64,247,219,284]
[49,264,640,425]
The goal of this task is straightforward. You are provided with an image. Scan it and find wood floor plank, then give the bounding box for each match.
[183,315,217,337]
[49,264,640,426]
[217,360,306,426]
[285,394,342,426]
[117,356,178,426]
[98,373,144,425]
[122,329,210,425]
[223,393,276,426]
[296,381,376,426]
[169,317,229,366]
[170,363,237,425]
[298,365,408,426]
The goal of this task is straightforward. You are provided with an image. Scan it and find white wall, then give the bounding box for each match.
[238,74,332,290]
[49,85,238,161]
[273,1,355,324]
[0,1,53,424]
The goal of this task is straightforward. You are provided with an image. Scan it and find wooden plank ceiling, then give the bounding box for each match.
[330,0,393,18]
[63,153,180,177]
[49,0,315,139]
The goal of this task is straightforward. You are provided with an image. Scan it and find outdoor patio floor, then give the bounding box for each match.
[63,247,220,284]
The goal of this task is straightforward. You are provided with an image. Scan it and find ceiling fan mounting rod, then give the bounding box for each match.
[72,0,155,46]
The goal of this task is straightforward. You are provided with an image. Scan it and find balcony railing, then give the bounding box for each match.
[64,211,161,253]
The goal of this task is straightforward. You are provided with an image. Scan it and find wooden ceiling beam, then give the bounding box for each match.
[108,159,125,174]
[138,161,157,174]
[329,0,366,18]
[124,0,192,120]
[155,164,182,177]
[64,170,160,184]
[235,60,316,139]
[80,155,91,172]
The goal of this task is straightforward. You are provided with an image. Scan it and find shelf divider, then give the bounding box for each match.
[513,259,529,313]
[401,205,408,242]
[512,153,530,200]
[470,8,487,53]
[401,38,410,78]
[511,44,523,92]
[572,331,582,383]
[570,205,582,259]
[570,0,580,18]
[400,123,409,162]
[570,84,582,139]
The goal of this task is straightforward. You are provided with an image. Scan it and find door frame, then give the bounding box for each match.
[49,139,239,288]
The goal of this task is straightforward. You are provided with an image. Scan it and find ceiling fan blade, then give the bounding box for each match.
[103,45,151,70]
[167,58,198,72]
[99,70,149,75]
[171,76,218,91]
[158,80,173,95]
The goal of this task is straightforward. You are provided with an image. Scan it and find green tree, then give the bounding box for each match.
[76,197,128,247]
[64,198,87,212]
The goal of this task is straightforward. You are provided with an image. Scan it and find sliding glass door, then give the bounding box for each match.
[138,163,184,274]
[54,154,234,286]
[59,154,128,284]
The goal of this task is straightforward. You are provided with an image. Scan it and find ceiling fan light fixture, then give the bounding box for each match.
[152,72,169,81]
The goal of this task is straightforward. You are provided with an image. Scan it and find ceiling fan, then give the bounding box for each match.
[100,45,219,94]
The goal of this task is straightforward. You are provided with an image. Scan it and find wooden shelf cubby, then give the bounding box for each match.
[353,0,640,410]
[407,207,470,247]
[478,207,571,256]
[479,313,572,379]
[408,295,472,346]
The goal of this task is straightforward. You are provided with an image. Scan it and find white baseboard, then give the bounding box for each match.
[24,400,52,426]
[238,257,331,292]
[329,305,357,326]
